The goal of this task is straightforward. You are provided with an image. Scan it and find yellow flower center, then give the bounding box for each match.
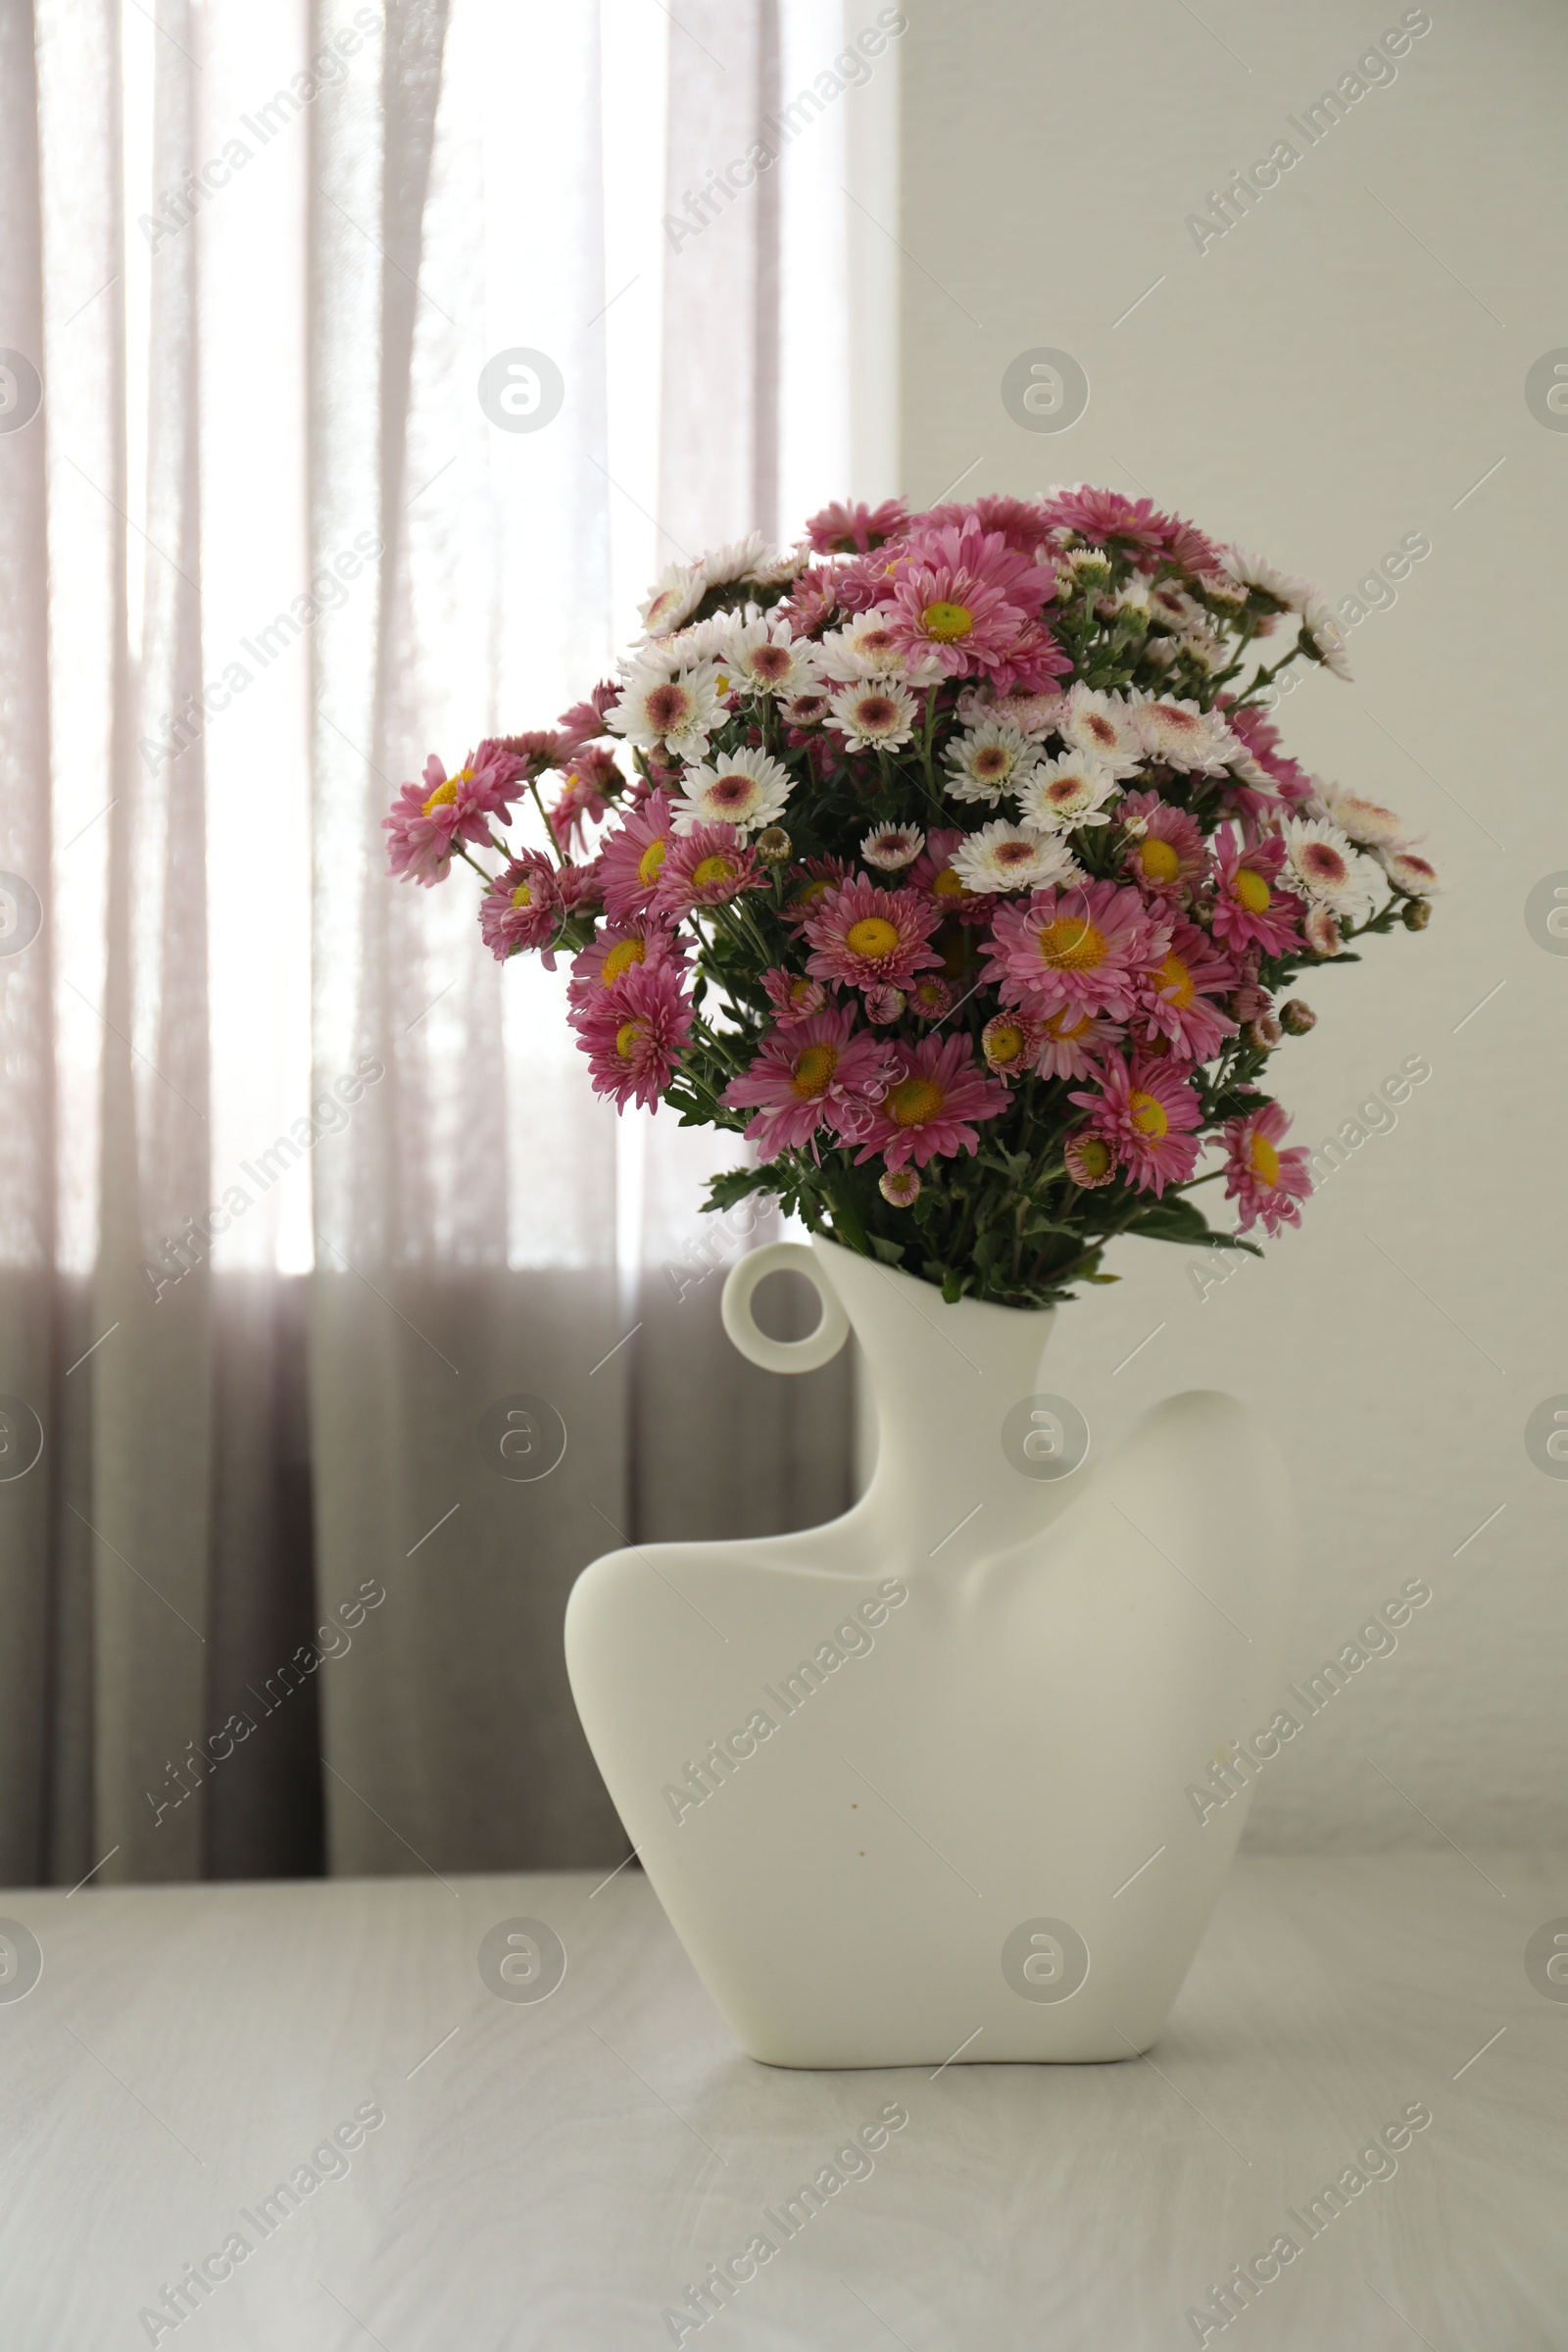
[713,672,730,695]
[637,837,667,886]
[422,770,469,815]
[1073,1135,1113,1181]
[1250,1132,1281,1184]
[922,600,973,642]
[510,881,535,909]
[1137,837,1182,884]
[846,915,900,959]
[1036,916,1107,971]
[931,868,966,900]
[1233,865,1272,913]
[600,938,646,986]
[793,878,831,912]
[1044,1008,1091,1041]
[614,1019,645,1060]
[692,854,737,889]
[1130,1090,1168,1138]
[990,1023,1026,1060]
[791,1043,839,1099]
[887,1076,945,1127]
[1154,951,1195,1009]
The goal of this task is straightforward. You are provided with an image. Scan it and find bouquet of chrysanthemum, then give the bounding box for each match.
[385,489,1440,1308]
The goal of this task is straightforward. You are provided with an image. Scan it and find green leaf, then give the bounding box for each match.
[868,1235,906,1266]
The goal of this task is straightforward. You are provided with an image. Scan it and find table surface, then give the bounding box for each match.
[2,1852,1564,2350]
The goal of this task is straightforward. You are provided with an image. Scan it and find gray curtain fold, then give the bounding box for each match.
[0,0,857,1891]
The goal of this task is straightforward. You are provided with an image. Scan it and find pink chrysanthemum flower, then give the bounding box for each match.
[782,858,852,928]
[879,1167,922,1207]
[1063,1130,1119,1190]
[1117,791,1207,902]
[805,497,909,555]
[479,854,561,962]
[1222,1100,1312,1237]
[599,789,675,921]
[1033,1005,1124,1081]
[909,828,990,926]
[853,1033,1010,1171]
[983,879,1167,1023]
[575,961,693,1111]
[883,518,1063,693]
[1068,1054,1201,1198]
[557,683,618,752]
[1222,702,1314,809]
[981,1011,1041,1078]
[919,493,1057,558]
[776,565,841,637]
[383,750,512,886]
[721,1006,898,1155]
[653,823,765,916]
[1039,486,1219,573]
[864,985,906,1025]
[804,875,943,995]
[550,746,620,851]
[488,730,563,780]
[906,974,953,1021]
[1135,918,1237,1062]
[566,917,686,1015]
[761,967,828,1022]
[1210,830,1301,956]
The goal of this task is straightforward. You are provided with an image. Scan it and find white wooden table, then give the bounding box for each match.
[2,1853,1564,2349]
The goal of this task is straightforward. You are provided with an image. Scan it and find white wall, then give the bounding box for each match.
[896,0,1568,1846]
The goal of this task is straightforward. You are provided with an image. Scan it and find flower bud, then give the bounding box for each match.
[1279,999,1316,1035]
[1244,1015,1283,1052]
[1401,896,1432,931]
[755,826,792,864]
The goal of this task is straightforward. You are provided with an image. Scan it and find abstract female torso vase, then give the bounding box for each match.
[564,1237,1297,2067]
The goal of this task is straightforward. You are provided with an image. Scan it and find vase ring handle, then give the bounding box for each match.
[719,1243,851,1375]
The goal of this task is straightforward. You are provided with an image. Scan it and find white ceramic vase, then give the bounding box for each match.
[564,1236,1298,2068]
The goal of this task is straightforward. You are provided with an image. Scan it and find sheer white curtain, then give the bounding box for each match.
[1,0,888,1886]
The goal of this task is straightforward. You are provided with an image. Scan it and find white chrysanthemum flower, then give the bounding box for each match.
[1216,544,1316,612]
[1300,592,1354,680]
[639,562,708,639]
[860,821,925,872]
[1281,814,1380,921]
[671,745,793,835]
[1056,683,1146,776]
[1173,627,1226,674]
[818,608,933,683]
[1311,780,1409,850]
[608,659,726,760]
[700,531,776,588]
[722,615,823,700]
[1112,576,1151,614]
[943,719,1043,807]
[749,542,809,588]
[1133,691,1240,774]
[1380,848,1446,895]
[826,678,917,753]
[1017,751,1120,832]
[1150,580,1203,631]
[955,684,1061,738]
[951,821,1081,895]
[661,612,751,668]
